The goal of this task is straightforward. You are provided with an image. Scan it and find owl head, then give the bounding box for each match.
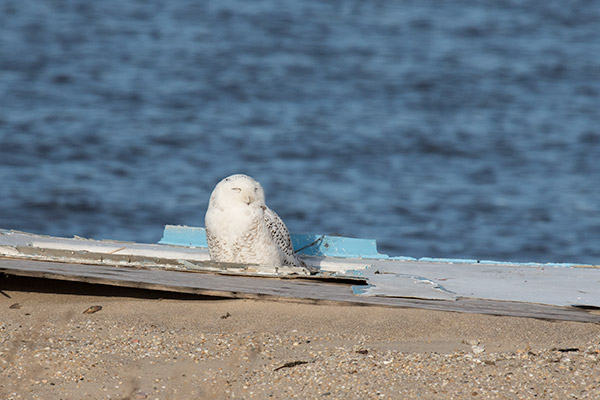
[209,174,266,209]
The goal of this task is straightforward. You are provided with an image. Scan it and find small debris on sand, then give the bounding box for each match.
[82,305,102,314]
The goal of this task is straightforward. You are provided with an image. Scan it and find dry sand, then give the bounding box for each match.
[1,274,599,399]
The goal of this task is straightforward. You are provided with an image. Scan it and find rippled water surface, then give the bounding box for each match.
[1,0,599,263]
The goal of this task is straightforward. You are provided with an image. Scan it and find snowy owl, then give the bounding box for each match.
[205,174,317,274]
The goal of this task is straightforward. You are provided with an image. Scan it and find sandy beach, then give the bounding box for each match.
[1,274,599,399]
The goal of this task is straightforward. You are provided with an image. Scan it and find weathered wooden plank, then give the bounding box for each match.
[3,230,600,308]
[0,229,365,280]
[1,258,599,323]
[360,260,600,307]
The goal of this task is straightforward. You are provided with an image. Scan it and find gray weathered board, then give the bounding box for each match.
[1,258,599,323]
[1,230,599,322]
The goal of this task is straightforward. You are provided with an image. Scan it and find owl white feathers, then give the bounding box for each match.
[205,174,317,274]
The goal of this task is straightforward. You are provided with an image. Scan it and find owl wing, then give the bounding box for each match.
[262,206,317,273]
[262,206,296,259]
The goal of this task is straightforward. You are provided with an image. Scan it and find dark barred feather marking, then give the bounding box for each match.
[262,206,317,272]
[263,206,295,258]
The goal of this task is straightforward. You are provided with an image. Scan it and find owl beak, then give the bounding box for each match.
[245,195,254,205]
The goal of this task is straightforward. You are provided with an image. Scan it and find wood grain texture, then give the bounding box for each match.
[1,258,599,323]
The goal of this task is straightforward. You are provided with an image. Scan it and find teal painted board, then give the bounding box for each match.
[159,225,208,247]
[159,225,387,258]
[291,234,385,258]
[159,225,600,267]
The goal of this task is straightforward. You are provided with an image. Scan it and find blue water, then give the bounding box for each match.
[1,0,599,264]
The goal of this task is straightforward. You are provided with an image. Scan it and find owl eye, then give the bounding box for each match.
[231,187,241,192]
